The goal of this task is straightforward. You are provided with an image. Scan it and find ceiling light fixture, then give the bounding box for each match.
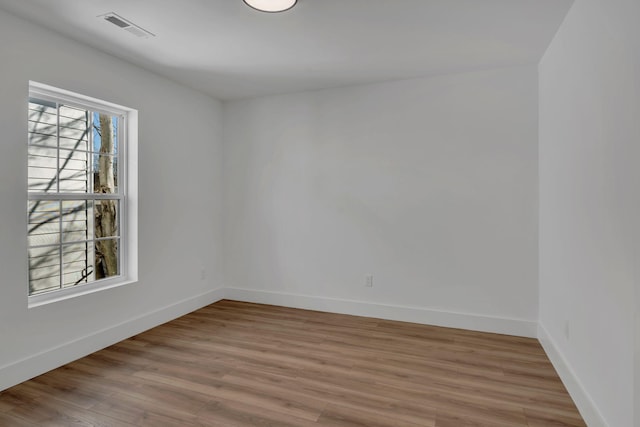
[243,0,297,13]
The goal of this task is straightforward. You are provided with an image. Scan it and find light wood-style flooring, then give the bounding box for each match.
[0,300,586,426]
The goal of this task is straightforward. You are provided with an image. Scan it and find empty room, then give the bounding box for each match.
[0,0,638,426]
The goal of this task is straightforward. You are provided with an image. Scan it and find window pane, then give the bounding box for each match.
[92,155,117,193]
[92,113,118,156]
[28,120,56,139]
[27,227,60,246]
[62,243,94,287]
[29,100,56,116]
[29,247,60,295]
[28,200,60,246]
[59,135,89,151]
[60,112,89,131]
[95,239,119,279]
[93,114,119,194]
[95,199,119,238]
[59,105,87,121]
[28,100,59,193]
[28,146,58,193]
[59,148,89,193]
[63,242,90,264]
[28,200,60,225]
[59,148,89,169]
[28,101,57,148]
[29,132,57,148]
[62,200,93,243]
[59,122,89,139]
[58,177,89,193]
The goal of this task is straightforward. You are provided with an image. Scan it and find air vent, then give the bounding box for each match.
[99,12,155,38]
[104,15,129,28]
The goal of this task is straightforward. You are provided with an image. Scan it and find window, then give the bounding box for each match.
[27,82,137,307]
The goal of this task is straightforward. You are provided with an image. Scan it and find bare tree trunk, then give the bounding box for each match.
[95,114,118,278]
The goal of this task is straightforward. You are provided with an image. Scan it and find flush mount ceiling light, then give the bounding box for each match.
[243,0,297,13]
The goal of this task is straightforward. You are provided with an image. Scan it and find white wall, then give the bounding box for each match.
[223,66,539,336]
[0,9,224,390]
[538,0,640,425]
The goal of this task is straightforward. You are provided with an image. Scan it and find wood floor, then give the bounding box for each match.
[0,300,585,427]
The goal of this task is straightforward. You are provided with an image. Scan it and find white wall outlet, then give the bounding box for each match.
[365,275,374,287]
[200,268,206,280]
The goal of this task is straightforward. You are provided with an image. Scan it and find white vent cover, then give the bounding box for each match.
[99,12,155,38]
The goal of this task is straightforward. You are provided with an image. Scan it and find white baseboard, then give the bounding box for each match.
[0,287,225,392]
[225,287,538,338]
[537,324,608,427]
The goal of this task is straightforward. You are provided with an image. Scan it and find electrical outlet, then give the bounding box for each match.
[200,268,206,280]
[365,275,374,287]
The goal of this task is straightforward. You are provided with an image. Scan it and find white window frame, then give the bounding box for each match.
[28,81,138,308]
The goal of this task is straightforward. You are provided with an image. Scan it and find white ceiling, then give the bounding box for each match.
[0,0,573,100]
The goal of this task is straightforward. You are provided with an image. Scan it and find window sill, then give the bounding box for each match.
[28,277,137,308]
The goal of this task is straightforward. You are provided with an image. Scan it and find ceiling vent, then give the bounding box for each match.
[99,13,155,38]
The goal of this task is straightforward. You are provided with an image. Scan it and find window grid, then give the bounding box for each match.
[28,95,125,296]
